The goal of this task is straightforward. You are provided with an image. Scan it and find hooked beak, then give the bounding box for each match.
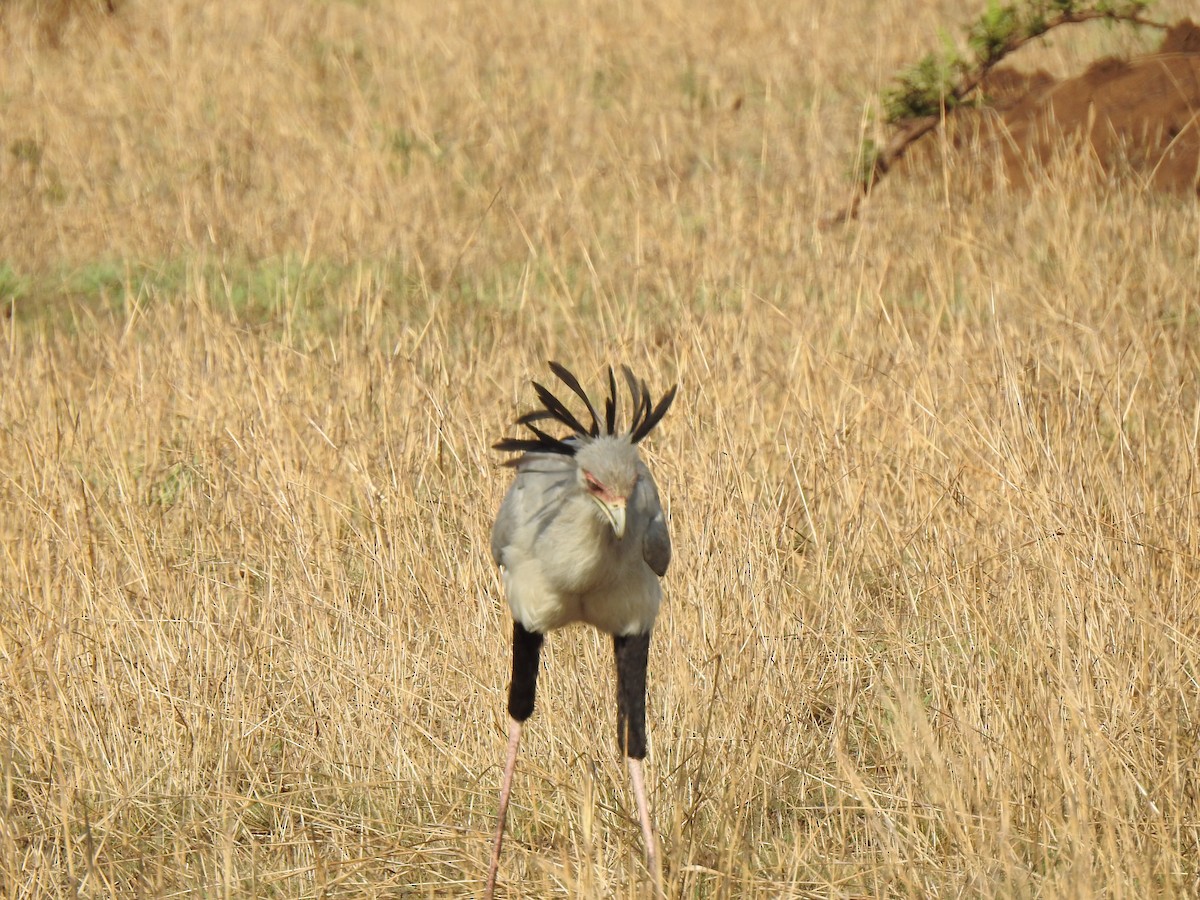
[591,494,627,539]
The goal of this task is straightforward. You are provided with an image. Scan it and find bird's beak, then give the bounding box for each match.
[592,495,627,539]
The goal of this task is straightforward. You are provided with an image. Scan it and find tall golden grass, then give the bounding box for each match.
[1,0,1198,896]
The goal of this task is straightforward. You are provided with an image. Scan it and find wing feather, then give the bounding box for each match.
[635,461,671,577]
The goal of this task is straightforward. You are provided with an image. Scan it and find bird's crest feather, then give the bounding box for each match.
[494,362,676,460]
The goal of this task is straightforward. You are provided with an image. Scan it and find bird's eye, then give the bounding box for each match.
[585,473,603,493]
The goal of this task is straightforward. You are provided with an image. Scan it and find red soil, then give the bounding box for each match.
[915,19,1200,193]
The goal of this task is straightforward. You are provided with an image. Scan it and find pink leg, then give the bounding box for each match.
[627,757,662,896]
[485,718,523,899]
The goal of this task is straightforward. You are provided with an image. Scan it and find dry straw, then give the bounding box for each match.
[1,0,1198,896]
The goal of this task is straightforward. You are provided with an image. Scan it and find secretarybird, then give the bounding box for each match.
[485,362,676,897]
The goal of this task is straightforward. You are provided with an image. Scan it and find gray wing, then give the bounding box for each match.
[491,454,577,567]
[636,461,671,577]
[490,481,519,567]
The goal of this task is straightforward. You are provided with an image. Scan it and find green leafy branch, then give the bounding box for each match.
[827,0,1164,224]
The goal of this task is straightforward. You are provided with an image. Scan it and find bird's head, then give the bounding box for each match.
[494,362,676,543]
[575,436,640,539]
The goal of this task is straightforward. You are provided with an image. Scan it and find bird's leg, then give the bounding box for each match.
[614,632,661,891]
[485,719,521,899]
[627,757,658,887]
[613,633,649,759]
[486,621,544,899]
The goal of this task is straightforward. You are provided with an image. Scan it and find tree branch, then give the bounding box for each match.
[823,7,1167,226]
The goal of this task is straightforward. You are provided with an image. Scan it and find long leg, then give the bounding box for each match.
[614,632,660,891]
[486,621,544,899]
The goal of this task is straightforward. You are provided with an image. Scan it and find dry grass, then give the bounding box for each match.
[2,0,1199,896]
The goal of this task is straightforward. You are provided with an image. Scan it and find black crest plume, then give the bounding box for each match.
[494,362,677,458]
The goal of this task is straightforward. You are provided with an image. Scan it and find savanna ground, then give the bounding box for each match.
[2,0,1199,897]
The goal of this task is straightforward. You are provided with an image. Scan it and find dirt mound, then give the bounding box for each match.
[916,19,1200,193]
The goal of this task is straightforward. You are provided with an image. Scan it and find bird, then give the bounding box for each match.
[484,361,677,898]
